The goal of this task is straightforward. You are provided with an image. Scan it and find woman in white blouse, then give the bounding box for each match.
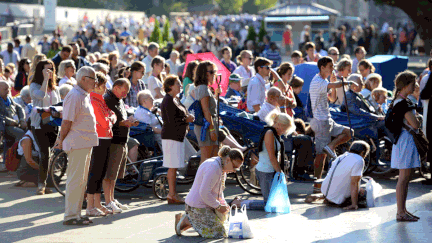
[147,55,166,99]
[58,60,77,86]
[233,50,255,93]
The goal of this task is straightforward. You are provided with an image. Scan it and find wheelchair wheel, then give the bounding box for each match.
[114,174,140,192]
[50,149,68,197]
[153,174,169,200]
[235,147,262,195]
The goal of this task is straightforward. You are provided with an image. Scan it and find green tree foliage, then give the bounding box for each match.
[150,19,162,44]
[216,0,243,15]
[162,19,174,43]
[246,25,257,42]
[258,19,267,42]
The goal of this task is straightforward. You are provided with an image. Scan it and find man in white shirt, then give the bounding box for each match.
[309,56,357,193]
[141,42,160,84]
[321,141,370,210]
[21,35,37,61]
[256,87,283,121]
[0,43,20,67]
[247,57,282,112]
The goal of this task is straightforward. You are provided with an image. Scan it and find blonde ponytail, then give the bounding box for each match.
[265,111,296,136]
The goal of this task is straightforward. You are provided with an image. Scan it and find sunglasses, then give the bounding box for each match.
[207,70,217,75]
[260,66,271,70]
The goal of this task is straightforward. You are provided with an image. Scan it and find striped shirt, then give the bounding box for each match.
[262,49,282,68]
[256,102,280,122]
[310,73,331,120]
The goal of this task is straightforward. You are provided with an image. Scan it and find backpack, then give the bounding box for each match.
[5,141,21,172]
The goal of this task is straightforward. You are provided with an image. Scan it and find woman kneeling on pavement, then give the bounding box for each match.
[175,146,244,238]
[15,120,40,187]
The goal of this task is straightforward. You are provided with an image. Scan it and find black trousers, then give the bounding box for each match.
[284,134,315,173]
[87,139,112,194]
[32,125,58,187]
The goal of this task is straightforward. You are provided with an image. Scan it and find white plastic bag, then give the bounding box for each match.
[362,176,382,207]
[228,205,254,239]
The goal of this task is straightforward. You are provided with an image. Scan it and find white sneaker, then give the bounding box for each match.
[106,201,122,213]
[114,199,129,210]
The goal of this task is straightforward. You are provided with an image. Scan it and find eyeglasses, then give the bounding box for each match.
[260,66,271,70]
[85,76,98,83]
[207,70,217,75]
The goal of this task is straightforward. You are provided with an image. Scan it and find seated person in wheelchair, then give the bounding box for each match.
[256,87,315,180]
[224,73,243,100]
[341,74,389,162]
[0,80,26,144]
[134,90,162,148]
[370,87,388,115]
[14,85,33,119]
[15,120,40,188]
[320,141,370,210]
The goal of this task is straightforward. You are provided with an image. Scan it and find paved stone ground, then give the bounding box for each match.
[1,170,431,243]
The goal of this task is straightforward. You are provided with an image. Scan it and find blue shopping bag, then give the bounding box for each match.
[264,172,291,214]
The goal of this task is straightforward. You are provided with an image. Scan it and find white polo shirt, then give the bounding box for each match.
[247,73,266,112]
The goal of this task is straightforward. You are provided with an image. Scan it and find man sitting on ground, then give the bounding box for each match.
[321,141,370,210]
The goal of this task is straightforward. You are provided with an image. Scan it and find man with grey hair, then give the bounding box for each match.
[142,42,160,83]
[55,66,98,226]
[321,140,370,210]
[14,85,32,118]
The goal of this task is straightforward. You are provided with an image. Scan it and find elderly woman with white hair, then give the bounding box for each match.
[134,90,163,148]
[59,84,73,101]
[92,62,112,88]
[361,73,382,100]
[14,85,33,118]
[58,60,77,86]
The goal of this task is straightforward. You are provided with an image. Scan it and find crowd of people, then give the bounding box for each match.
[0,13,429,237]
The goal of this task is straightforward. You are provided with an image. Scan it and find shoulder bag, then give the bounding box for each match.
[402,123,429,162]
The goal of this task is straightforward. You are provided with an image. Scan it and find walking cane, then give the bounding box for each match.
[339,72,354,143]
[216,74,222,148]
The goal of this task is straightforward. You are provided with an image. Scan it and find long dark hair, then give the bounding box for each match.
[194,60,216,86]
[30,59,57,90]
[18,58,29,73]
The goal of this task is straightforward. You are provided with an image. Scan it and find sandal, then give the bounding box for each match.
[63,218,90,226]
[99,206,113,215]
[15,180,26,187]
[396,213,418,222]
[44,188,53,194]
[175,213,190,236]
[168,195,185,205]
[406,211,420,220]
[81,216,93,223]
[229,196,242,206]
[86,208,106,217]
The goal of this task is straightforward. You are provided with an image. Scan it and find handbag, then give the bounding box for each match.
[264,172,291,213]
[228,205,254,239]
[361,176,382,207]
[188,99,205,126]
[403,123,429,162]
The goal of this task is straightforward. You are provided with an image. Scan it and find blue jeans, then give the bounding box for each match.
[256,170,276,203]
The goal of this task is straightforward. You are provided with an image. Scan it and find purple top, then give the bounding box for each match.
[221,59,237,73]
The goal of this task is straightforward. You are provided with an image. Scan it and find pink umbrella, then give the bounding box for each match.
[183,52,231,96]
